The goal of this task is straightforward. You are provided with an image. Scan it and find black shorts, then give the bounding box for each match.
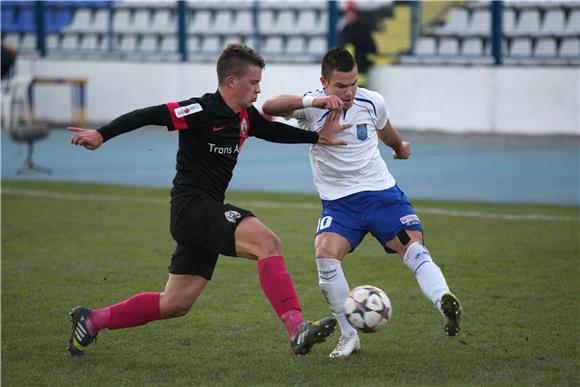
[168,192,254,280]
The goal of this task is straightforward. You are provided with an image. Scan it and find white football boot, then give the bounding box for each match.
[329,333,361,358]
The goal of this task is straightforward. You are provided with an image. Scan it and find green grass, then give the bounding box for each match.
[2,180,579,386]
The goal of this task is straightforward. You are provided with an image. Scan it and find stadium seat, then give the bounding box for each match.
[258,10,276,32]
[140,35,158,52]
[466,9,490,37]
[541,9,566,37]
[200,35,221,53]
[129,9,152,33]
[434,8,469,36]
[212,10,233,34]
[503,9,517,36]
[262,36,284,54]
[565,9,580,35]
[307,36,326,55]
[462,37,486,56]
[286,36,305,54]
[223,35,245,47]
[160,35,177,52]
[46,34,60,50]
[60,34,78,50]
[20,34,36,51]
[233,10,253,34]
[80,34,104,51]
[112,9,131,33]
[509,37,532,56]
[276,10,297,34]
[560,38,580,57]
[415,37,436,55]
[188,35,200,52]
[438,37,460,55]
[534,37,557,57]
[189,10,212,33]
[297,10,325,34]
[3,34,20,49]
[151,9,173,33]
[513,9,541,37]
[118,35,138,52]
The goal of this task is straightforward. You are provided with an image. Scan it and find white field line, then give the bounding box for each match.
[2,187,578,222]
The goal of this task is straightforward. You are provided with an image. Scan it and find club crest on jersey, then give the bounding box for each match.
[175,103,202,118]
[356,124,368,141]
[240,118,248,136]
[224,210,242,223]
[400,214,420,226]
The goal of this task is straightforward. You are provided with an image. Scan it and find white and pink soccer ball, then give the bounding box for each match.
[344,285,392,333]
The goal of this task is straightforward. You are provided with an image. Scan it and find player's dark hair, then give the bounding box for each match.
[321,47,357,81]
[217,44,265,86]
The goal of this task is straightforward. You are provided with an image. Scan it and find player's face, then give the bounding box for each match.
[232,65,262,108]
[322,68,358,110]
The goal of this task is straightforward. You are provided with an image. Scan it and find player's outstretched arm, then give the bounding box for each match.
[263,95,343,116]
[377,119,411,159]
[68,127,103,150]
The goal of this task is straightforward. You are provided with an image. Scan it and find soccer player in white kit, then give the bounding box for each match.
[263,47,463,358]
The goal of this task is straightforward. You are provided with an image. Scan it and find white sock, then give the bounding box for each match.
[403,242,450,310]
[316,258,357,336]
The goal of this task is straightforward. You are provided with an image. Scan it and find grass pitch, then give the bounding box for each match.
[2,180,579,386]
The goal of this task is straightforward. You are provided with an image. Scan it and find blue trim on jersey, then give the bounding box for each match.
[354,97,377,115]
[317,110,330,123]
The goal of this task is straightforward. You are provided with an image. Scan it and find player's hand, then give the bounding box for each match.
[68,127,104,150]
[392,141,411,159]
[317,110,350,146]
[313,95,343,111]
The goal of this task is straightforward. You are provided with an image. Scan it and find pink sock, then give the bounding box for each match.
[86,292,161,334]
[258,256,304,337]
[86,307,111,336]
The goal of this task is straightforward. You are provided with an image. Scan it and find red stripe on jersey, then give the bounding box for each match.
[239,108,250,149]
[166,102,189,130]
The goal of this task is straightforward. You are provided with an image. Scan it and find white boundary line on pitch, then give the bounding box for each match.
[2,187,578,222]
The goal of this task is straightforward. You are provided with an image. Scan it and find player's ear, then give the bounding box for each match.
[320,76,327,89]
[225,75,237,89]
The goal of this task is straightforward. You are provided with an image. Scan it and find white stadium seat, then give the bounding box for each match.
[262,36,283,54]
[151,10,173,33]
[438,38,459,55]
[462,37,485,56]
[560,38,580,57]
[286,36,305,54]
[415,37,436,55]
[509,37,532,56]
[541,9,566,37]
[435,8,469,36]
[189,11,212,33]
[466,9,490,37]
[534,38,557,57]
[565,10,580,35]
[513,9,541,36]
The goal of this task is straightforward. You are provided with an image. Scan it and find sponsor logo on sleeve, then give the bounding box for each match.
[175,103,202,118]
[224,210,242,223]
[400,214,420,226]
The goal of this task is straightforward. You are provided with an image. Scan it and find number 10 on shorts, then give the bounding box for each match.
[317,216,333,233]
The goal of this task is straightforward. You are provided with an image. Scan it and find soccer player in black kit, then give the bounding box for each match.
[67,44,350,357]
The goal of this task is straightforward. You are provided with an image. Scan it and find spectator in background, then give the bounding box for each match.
[1,42,18,80]
[339,0,376,88]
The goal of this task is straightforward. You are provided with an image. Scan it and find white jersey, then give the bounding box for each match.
[292,87,396,200]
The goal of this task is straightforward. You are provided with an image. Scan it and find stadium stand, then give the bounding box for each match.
[1,1,577,65]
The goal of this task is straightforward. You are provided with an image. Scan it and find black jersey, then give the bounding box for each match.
[97,91,319,202]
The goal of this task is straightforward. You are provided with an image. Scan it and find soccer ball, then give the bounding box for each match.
[344,285,392,333]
